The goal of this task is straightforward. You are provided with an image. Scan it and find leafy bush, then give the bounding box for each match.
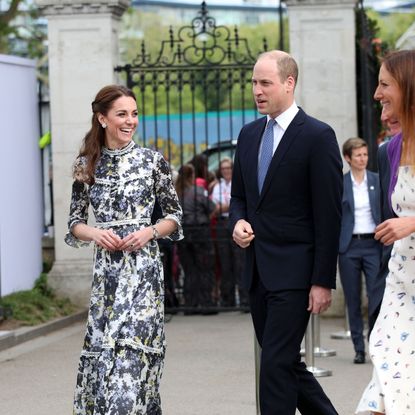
[0,273,77,326]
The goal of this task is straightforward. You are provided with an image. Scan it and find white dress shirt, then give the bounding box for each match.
[212,178,232,217]
[258,102,300,158]
[351,171,376,234]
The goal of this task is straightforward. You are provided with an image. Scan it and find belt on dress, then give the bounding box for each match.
[95,218,151,228]
[352,233,375,240]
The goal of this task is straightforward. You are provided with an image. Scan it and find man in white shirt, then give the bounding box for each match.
[338,137,381,364]
[230,50,341,415]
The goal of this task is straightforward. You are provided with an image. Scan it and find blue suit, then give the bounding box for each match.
[338,170,381,353]
[368,141,396,334]
[230,108,342,415]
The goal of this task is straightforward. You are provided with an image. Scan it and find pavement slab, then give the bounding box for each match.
[0,313,372,415]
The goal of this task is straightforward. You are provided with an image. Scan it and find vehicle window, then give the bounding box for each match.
[203,140,237,173]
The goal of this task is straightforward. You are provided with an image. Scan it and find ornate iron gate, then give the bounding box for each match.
[115,1,273,314]
[115,1,269,168]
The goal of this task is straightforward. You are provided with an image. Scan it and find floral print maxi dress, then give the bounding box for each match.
[356,166,415,415]
[65,141,183,415]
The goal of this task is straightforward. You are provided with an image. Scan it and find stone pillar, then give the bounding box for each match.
[35,0,130,305]
[285,0,358,316]
[285,0,358,155]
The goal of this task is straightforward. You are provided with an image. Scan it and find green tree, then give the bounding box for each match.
[0,0,21,53]
[366,7,415,48]
[119,8,286,115]
[0,0,46,59]
[238,20,288,55]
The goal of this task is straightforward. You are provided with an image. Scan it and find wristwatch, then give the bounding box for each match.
[152,225,160,240]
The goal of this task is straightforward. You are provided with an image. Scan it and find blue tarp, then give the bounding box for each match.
[137,109,260,147]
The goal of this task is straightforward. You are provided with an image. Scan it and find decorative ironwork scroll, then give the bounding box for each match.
[120,1,267,69]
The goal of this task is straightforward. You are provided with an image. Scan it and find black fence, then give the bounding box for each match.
[115,1,270,168]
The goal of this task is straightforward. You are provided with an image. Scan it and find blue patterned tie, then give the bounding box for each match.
[258,118,276,192]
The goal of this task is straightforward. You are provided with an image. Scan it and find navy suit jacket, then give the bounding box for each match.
[229,108,343,292]
[338,170,381,254]
[368,141,396,321]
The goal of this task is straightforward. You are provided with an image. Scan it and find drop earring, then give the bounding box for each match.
[101,123,107,129]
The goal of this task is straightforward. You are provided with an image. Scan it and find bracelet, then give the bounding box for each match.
[152,225,160,240]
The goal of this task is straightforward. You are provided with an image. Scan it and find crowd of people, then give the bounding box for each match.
[63,48,415,415]
[170,153,248,313]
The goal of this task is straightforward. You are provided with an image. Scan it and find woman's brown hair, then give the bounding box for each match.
[189,154,208,180]
[74,84,136,184]
[382,50,415,166]
[175,164,195,197]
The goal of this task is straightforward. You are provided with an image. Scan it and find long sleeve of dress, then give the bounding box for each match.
[64,179,91,248]
[152,152,183,241]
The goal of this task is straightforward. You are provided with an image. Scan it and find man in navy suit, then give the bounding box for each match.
[229,50,342,414]
[338,137,381,364]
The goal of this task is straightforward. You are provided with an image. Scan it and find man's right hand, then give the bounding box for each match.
[233,219,255,248]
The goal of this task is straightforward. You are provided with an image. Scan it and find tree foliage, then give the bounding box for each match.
[366,7,415,48]
[0,0,21,52]
[119,8,286,116]
[0,0,46,59]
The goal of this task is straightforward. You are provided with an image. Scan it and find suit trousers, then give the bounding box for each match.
[338,238,381,353]
[249,273,338,415]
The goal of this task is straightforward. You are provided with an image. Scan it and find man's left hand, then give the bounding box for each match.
[308,285,332,314]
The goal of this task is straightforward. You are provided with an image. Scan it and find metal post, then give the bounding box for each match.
[254,335,261,415]
[312,314,336,357]
[301,315,336,357]
[304,317,332,377]
[331,304,352,339]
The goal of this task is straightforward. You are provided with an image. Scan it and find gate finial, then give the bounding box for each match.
[199,1,208,33]
[200,1,207,18]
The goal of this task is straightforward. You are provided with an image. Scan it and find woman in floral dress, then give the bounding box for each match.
[65,85,183,415]
[356,50,415,415]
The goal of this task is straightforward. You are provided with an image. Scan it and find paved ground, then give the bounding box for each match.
[0,313,372,415]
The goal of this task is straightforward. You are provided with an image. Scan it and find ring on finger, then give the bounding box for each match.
[130,243,134,248]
